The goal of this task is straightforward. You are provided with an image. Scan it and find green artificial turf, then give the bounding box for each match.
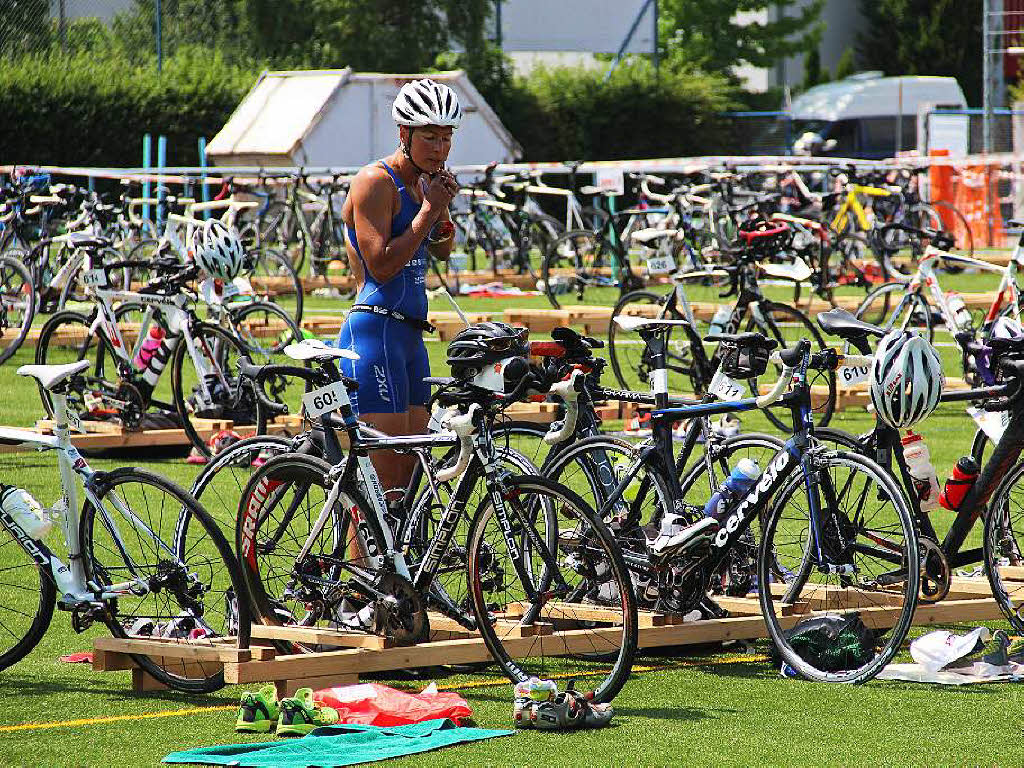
[1,269,1024,767]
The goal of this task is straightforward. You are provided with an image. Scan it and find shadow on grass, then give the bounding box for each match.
[0,672,237,706]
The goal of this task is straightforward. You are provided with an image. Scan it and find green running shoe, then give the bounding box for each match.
[235,684,280,733]
[276,687,340,737]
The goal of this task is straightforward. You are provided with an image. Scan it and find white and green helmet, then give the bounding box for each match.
[869,330,944,429]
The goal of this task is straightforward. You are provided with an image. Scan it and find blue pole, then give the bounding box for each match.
[142,133,152,224]
[157,135,167,232]
[198,137,209,220]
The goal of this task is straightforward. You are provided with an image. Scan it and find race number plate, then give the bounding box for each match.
[646,254,676,275]
[65,409,84,434]
[302,380,350,418]
[709,369,745,401]
[837,364,870,388]
[82,268,107,288]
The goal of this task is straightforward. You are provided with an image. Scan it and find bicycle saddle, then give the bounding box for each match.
[703,332,778,351]
[816,308,886,340]
[17,360,90,391]
[612,315,692,333]
[284,339,359,362]
[424,376,455,388]
[66,233,112,250]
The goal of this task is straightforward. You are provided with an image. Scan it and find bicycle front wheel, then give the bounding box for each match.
[541,230,619,309]
[984,459,1024,632]
[81,468,250,692]
[171,322,258,457]
[758,449,919,683]
[0,521,56,671]
[0,254,35,365]
[466,474,638,703]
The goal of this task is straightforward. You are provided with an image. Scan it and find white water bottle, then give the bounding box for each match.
[708,305,731,335]
[1,487,53,539]
[902,431,940,511]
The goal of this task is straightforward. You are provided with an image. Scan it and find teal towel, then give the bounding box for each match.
[162,718,514,768]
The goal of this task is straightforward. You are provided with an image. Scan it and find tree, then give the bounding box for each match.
[659,0,824,78]
[856,0,982,106]
[834,46,856,81]
[0,0,53,57]
[802,47,829,90]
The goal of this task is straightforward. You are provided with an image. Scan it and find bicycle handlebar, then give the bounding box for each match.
[544,369,585,445]
[436,404,481,482]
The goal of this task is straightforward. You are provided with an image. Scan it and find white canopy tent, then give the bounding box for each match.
[205,69,521,169]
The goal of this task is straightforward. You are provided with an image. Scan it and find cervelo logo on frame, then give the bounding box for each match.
[714,451,789,548]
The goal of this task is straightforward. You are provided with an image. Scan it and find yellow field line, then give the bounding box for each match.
[0,654,769,733]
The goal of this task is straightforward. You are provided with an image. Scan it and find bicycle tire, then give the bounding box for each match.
[984,459,1024,632]
[932,200,974,259]
[0,522,56,671]
[190,434,294,536]
[466,474,638,703]
[170,322,258,457]
[541,229,620,309]
[758,449,919,683]
[81,467,250,692]
[230,300,304,357]
[0,254,36,365]
[236,453,390,654]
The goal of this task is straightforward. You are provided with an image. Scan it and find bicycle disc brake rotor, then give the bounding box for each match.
[918,537,951,603]
[373,572,429,646]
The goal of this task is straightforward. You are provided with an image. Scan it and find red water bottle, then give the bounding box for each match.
[939,457,980,511]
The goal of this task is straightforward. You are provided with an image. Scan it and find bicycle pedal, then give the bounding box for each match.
[68,602,107,634]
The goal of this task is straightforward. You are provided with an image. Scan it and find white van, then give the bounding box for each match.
[788,73,967,158]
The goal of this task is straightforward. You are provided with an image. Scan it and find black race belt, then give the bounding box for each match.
[349,304,435,333]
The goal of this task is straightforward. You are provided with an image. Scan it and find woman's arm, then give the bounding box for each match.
[351,168,454,283]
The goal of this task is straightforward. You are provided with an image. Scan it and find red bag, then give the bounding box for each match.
[314,683,472,726]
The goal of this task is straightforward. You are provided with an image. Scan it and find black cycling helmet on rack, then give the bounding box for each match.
[446,321,530,380]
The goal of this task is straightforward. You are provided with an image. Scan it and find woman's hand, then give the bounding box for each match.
[419,170,458,215]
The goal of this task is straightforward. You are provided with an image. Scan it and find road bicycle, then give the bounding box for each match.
[607,224,837,430]
[812,308,1024,605]
[33,235,277,457]
[571,317,919,682]
[0,359,249,691]
[855,223,1024,386]
[234,340,637,702]
[260,172,350,278]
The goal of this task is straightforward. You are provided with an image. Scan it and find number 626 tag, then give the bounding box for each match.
[709,369,745,401]
[302,380,350,418]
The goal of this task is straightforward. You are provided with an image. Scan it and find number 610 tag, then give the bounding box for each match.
[837,364,870,387]
[302,380,350,418]
[709,369,745,401]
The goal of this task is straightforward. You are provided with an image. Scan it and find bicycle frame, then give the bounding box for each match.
[0,392,185,604]
[831,183,896,233]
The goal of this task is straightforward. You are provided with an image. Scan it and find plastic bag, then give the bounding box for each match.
[314,683,472,727]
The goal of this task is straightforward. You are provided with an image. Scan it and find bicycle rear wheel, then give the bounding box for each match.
[984,460,1024,632]
[758,449,918,683]
[854,283,933,341]
[236,454,391,653]
[466,474,637,703]
[0,254,35,365]
[81,467,250,692]
[244,248,304,326]
[541,230,620,309]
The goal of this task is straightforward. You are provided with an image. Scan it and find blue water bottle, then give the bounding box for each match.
[704,458,761,521]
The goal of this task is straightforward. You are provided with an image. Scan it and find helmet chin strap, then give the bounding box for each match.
[401,127,437,178]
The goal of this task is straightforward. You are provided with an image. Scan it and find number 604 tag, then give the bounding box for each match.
[302,380,350,418]
[709,369,745,401]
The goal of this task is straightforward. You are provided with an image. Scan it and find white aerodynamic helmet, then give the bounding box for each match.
[392,78,462,128]
[191,219,244,280]
[869,330,944,429]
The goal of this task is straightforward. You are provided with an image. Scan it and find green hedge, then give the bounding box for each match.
[496,62,739,161]
[0,50,254,168]
[0,53,738,167]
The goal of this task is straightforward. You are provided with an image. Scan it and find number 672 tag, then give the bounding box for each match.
[302,380,350,418]
[709,369,746,401]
